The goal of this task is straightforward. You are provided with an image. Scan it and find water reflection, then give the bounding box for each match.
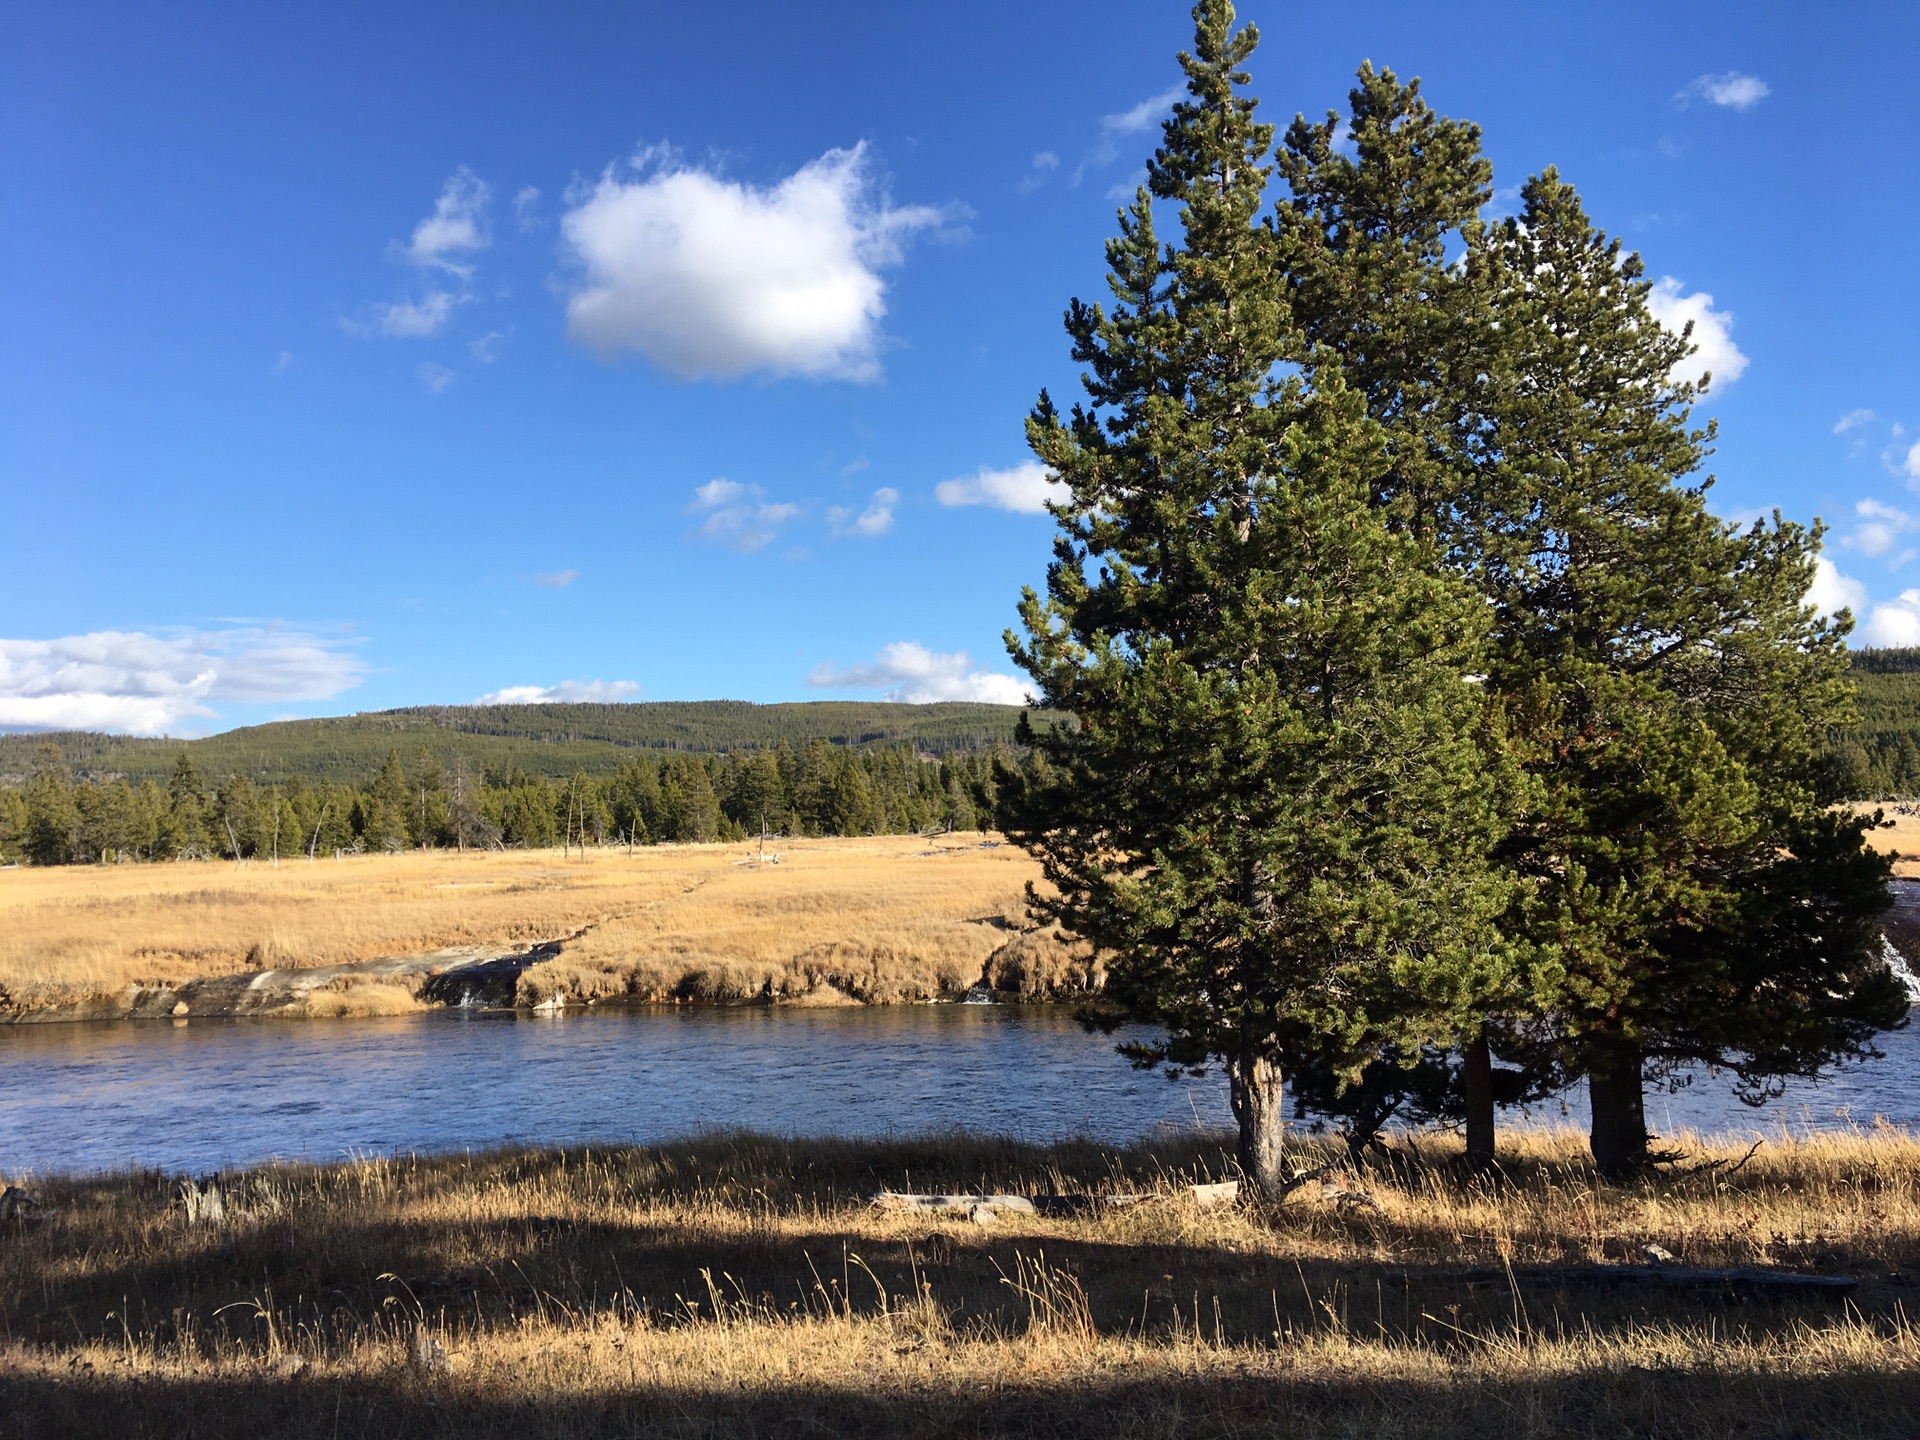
[1,1004,1914,1176]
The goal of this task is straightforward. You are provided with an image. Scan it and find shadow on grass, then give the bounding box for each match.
[5,1131,1914,1375]
[4,1361,1914,1440]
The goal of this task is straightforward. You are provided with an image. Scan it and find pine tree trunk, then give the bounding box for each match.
[1229,1051,1287,1208]
[1463,1031,1495,1169]
[1588,1035,1648,1180]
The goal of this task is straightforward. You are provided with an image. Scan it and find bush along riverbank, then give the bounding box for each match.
[2,1128,1917,1438]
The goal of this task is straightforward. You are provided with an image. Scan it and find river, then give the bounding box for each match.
[2,1002,1917,1176]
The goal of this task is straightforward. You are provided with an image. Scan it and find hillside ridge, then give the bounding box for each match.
[0,699,1034,785]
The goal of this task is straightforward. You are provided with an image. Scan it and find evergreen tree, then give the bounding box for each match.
[1003,1,1516,1207]
[163,752,211,859]
[660,755,720,843]
[1465,172,1904,1173]
[829,762,876,836]
[363,749,411,852]
[212,774,260,858]
[23,745,78,865]
[408,748,449,848]
[76,778,139,862]
[1273,63,1491,531]
[0,785,29,863]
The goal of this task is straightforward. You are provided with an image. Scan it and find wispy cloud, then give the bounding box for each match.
[472,679,639,706]
[402,167,491,276]
[271,351,294,377]
[560,143,946,381]
[1018,150,1060,194]
[1835,408,1877,435]
[469,330,507,363]
[807,641,1031,705]
[0,627,364,736]
[378,292,463,338]
[1676,72,1770,110]
[415,362,455,394]
[353,169,491,344]
[934,462,1058,514]
[687,478,802,552]
[1072,83,1183,186]
[513,185,542,230]
[532,568,579,589]
[828,487,897,538]
[1645,277,1748,388]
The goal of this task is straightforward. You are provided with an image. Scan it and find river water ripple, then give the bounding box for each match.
[3,1002,1918,1176]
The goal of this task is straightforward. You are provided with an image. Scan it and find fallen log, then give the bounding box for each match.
[871,1180,1244,1221]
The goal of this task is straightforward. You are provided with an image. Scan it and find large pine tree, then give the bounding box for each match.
[1467,172,1904,1174]
[1003,0,1516,1206]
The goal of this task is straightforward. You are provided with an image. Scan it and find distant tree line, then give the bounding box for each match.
[0,739,1017,865]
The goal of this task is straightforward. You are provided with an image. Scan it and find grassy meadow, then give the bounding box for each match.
[0,835,1094,1020]
[3,1127,1918,1438]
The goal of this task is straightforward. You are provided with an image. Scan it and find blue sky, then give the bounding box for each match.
[3,1,1916,735]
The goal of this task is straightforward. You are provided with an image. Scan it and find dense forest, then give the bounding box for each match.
[0,737,1020,865]
[0,700,1034,788]
[1828,648,1920,798]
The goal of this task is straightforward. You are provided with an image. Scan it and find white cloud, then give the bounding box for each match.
[1905,439,1920,482]
[934,462,1058,514]
[559,143,943,381]
[1677,72,1771,110]
[416,362,455,393]
[1018,151,1060,195]
[379,291,462,338]
[532,568,579,589]
[513,185,541,229]
[829,487,897,538]
[1073,84,1183,185]
[1808,557,1867,619]
[807,642,1032,705]
[0,628,364,736]
[1844,499,1918,560]
[1104,84,1184,136]
[271,351,294,376]
[472,679,640,706]
[469,330,507,363]
[1860,591,1920,647]
[1646,277,1748,388]
[687,478,802,552]
[1834,408,1876,434]
[403,167,491,274]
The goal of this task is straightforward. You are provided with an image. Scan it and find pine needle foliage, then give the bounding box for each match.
[1002,0,1517,1205]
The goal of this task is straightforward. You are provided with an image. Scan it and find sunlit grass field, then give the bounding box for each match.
[0,836,1096,1018]
[2,1126,1916,1437]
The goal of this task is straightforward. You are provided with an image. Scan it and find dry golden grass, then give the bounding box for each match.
[0,837,1093,1018]
[1861,802,1920,878]
[3,1127,1918,1437]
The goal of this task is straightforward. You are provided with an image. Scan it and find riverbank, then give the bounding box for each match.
[2,1128,1915,1438]
[0,837,1096,1023]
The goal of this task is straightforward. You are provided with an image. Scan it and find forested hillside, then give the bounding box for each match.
[0,735,1028,865]
[1831,648,1920,797]
[0,700,1032,786]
